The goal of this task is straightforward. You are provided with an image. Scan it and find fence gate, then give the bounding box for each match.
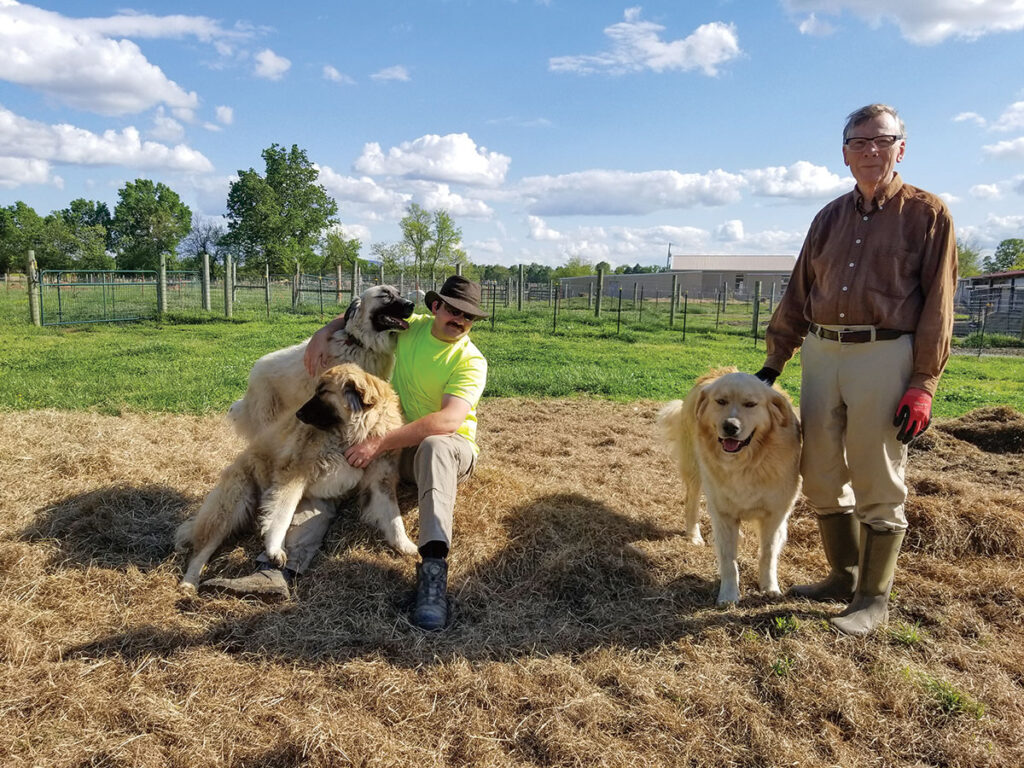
[39,270,159,326]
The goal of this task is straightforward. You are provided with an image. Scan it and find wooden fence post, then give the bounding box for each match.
[517,264,524,311]
[336,264,343,303]
[595,268,604,318]
[351,260,359,303]
[670,274,678,327]
[27,250,41,326]
[264,262,271,317]
[223,253,233,318]
[157,252,167,317]
[201,250,211,311]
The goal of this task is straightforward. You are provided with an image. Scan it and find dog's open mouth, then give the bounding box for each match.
[719,431,754,453]
[377,314,410,331]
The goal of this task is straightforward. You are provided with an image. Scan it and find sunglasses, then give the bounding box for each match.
[441,300,480,322]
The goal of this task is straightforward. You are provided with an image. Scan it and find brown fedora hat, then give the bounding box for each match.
[425,275,489,319]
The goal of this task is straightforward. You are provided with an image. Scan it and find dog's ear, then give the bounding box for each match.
[342,297,362,325]
[695,387,710,420]
[767,388,791,429]
[296,393,341,430]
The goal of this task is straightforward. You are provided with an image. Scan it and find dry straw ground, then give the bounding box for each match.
[1,400,1023,768]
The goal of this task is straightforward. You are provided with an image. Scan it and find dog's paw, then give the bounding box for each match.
[686,528,705,546]
[265,547,288,568]
[715,589,740,606]
[395,539,419,557]
[761,585,783,599]
[178,579,198,593]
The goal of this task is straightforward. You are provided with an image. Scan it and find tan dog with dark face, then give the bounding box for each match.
[659,367,801,604]
[176,363,417,590]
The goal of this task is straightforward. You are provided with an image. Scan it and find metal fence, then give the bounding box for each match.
[954,285,1024,340]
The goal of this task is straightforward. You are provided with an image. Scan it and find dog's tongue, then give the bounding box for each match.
[721,438,743,453]
[396,318,409,330]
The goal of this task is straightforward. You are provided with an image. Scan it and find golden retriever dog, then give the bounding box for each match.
[658,368,801,604]
[176,363,417,589]
[228,285,414,442]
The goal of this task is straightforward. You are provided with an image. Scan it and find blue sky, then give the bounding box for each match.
[2,0,1023,267]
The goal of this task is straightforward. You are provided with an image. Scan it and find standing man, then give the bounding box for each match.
[203,275,487,632]
[756,104,957,636]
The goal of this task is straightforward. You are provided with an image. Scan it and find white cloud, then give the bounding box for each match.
[315,165,411,219]
[215,105,234,125]
[0,1,199,115]
[969,183,1002,200]
[798,13,835,36]
[411,182,493,218]
[75,11,253,42]
[958,213,1024,248]
[371,65,410,82]
[520,168,746,216]
[549,10,740,76]
[333,222,371,243]
[953,112,986,128]
[150,107,185,143]
[992,101,1024,132]
[466,238,504,259]
[743,161,851,199]
[354,133,510,186]
[781,0,1024,44]
[715,219,744,242]
[0,156,60,188]
[254,48,291,80]
[323,65,355,85]
[0,105,213,173]
[938,192,961,205]
[527,215,564,241]
[982,136,1024,160]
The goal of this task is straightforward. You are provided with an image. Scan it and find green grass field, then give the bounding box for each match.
[1,286,1021,417]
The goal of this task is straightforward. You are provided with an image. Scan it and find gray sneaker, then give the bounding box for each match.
[412,558,449,631]
[199,566,292,602]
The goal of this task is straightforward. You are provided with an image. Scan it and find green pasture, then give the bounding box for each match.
[1,287,1021,417]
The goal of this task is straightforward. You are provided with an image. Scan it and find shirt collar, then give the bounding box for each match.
[854,172,904,213]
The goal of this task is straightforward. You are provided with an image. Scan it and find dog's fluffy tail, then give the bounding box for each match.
[656,399,686,463]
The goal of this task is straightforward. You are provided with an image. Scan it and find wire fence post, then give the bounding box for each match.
[350,260,358,304]
[682,292,688,342]
[517,264,524,311]
[265,262,271,318]
[638,284,644,324]
[670,274,678,328]
[715,288,721,330]
[616,286,622,334]
[27,250,41,326]
[595,268,604,318]
[552,284,558,334]
[292,264,299,310]
[490,282,497,331]
[751,281,761,345]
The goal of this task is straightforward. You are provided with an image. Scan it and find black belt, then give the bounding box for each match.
[808,322,907,343]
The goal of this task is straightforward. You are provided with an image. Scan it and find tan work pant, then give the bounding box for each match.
[258,434,477,573]
[799,327,913,532]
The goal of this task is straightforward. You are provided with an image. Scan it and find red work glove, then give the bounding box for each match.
[893,387,932,444]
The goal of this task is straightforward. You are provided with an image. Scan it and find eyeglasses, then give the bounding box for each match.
[441,300,480,322]
[843,134,903,152]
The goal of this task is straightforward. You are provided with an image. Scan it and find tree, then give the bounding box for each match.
[982,238,1024,273]
[956,237,982,278]
[399,203,432,288]
[595,260,612,274]
[371,241,414,280]
[320,228,362,273]
[180,216,225,274]
[552,255,593,279]
[109,179,191,270]
[0,201,43,273]
[425,209,462,282]
[62,199,113,251]
[524,262,553,284]
[223,144,338,274]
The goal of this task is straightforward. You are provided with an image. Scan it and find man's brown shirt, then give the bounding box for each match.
[765,173,957,394]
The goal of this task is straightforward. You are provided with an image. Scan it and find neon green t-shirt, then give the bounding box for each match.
[391,313,488,454]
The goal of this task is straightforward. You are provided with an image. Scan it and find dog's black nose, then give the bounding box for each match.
[722,418,741,437]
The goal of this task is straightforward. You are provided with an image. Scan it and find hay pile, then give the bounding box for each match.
[1,402,1023,767]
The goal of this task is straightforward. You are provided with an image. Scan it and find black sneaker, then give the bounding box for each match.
[412,558,449,631]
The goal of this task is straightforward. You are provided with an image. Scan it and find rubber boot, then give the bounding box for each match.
[831,525,905,636]
[789,513,860,602]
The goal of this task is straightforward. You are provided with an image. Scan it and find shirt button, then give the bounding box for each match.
[849,262,855,267]
[842,286,848,291]
[839,313,845,318]
[855,239,862,244]
[863,216,869,221]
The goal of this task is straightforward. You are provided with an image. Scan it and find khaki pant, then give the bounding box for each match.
[799,327,913,532]
[259,434,477,573]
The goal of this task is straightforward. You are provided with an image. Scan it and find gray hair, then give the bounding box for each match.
[843,104,906,140]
